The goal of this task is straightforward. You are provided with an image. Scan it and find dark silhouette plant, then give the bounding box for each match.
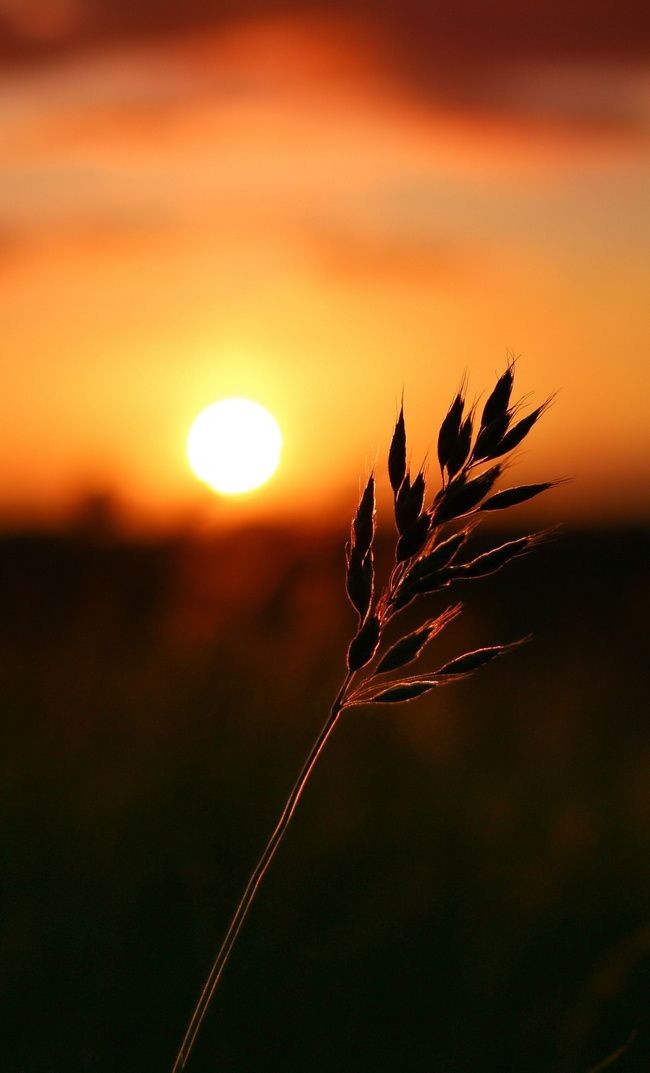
[171,359,561,1072]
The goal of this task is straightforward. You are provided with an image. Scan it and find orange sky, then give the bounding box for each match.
[1,12,649,529]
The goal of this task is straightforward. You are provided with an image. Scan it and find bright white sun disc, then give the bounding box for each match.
[187,398,282,495]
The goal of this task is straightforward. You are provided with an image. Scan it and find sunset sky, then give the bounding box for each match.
[1,2,649,528]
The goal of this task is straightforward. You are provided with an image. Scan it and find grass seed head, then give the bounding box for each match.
[343,361,557,704]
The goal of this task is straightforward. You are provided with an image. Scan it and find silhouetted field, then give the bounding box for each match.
[1,524,648,1072]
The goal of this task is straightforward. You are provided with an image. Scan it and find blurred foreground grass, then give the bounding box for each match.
[1,525,648,1072]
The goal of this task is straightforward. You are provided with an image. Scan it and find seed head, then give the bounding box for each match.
[341,360,559,710]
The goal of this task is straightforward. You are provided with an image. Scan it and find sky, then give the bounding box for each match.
[0,3,649,529]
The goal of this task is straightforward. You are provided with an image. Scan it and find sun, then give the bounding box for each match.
[187,397,282,495]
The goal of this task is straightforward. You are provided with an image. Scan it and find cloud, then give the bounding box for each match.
[1,3,649,132]
[2,1,649,58]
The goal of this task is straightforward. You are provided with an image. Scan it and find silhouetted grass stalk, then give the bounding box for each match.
[171,358,561,1071]
[171,676,351,1071]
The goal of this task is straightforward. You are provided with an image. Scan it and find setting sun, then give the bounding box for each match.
[186,397,282,495]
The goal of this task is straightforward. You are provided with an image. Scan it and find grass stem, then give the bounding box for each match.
[171,674,353,1072]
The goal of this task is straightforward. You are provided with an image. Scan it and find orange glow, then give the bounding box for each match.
[0,13,649,529]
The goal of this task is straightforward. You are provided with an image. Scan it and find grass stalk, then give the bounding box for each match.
[171,675,353,1072]
[170,360,560,1068]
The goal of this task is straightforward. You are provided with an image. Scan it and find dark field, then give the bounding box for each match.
[1,524,648,1073]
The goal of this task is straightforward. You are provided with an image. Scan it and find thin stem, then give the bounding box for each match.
[171,674,353,1073]
[586,1029,638,1073]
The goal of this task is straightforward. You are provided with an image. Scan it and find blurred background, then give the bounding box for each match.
[1,3,649,1071]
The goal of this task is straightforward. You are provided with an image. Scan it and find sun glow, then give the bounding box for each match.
[186,398,282,495]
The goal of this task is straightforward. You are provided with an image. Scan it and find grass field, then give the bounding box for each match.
[1,524,648,1072]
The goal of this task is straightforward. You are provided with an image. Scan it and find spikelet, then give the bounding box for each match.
[472,362,515,461]
[395,470,426,534]
[485,400,553,460]
[437,390,464,479]
[370,680,439,704]
[347,613,381,672]
[480,358,515,429]
[405,531,469,584]
[446,412,473,478]
[481,483,557,511]
[396,512,432,562]
[345,545,373,618]
[433,466,501,523]
[345,474,377,623]
[373,606,461,676]
[434,638,530,678]
[388,404,407,494]
[352,474,375,555]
